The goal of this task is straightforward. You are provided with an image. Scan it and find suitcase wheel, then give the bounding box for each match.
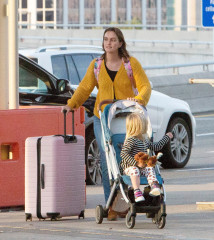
[78,210,85,219]
[25,213,32,221]
[47,212,60,221]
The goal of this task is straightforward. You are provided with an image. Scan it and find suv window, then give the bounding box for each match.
[52,55,69,80]
[93,54,101,59]
[65,55,80,85]
[72,54,93,80]
[19,65,48,93]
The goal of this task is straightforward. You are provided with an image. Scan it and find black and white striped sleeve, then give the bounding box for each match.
[148,135,170,152]
[120,138,137,168]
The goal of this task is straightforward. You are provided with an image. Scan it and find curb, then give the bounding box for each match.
[196,202,214,211]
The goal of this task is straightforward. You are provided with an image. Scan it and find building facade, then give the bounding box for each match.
[18,0,201,30]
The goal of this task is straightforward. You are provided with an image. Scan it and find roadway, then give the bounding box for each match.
[0,112,214,240]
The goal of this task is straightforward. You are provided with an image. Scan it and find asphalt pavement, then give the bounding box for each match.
[0,112,214,240]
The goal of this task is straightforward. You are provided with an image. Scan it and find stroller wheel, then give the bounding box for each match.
[156,216,166,229]
[125,211,135,229]
[154,201,166,229]
[95,205,104,224]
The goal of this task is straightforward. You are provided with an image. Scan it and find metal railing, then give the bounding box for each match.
[18,23,210,31]
[143,61,214,75]
[189,78,214,87]
[19,36,213,49]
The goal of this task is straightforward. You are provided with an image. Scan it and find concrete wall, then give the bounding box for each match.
[151,71,214,114]
[19,29,213,42]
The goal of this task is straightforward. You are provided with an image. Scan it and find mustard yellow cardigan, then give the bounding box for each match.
[67,56,151,118]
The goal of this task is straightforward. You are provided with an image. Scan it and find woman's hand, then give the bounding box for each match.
[127,97,137,102]
[61,105,73,115]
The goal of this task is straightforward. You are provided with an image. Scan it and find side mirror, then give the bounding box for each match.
[56,79,74,94]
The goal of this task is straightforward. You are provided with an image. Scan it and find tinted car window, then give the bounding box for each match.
[93,54,101,59]
[72,54,93,80]
[65,55,80,85]
[19,65,48,93]
[30,58,38,63]
[51,55,69,80]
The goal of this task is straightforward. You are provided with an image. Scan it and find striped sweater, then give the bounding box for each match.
[120,135,170,171]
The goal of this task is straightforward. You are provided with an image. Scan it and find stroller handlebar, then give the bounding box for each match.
[98,99,144,111]
[98,99,117,111]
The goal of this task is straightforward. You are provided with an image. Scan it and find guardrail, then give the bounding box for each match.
[189,78,214,87]
[18,23,211,31]
[144,61,214,75]
[19,36,213,49]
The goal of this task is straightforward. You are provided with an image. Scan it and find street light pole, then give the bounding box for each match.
[0,0,9,110]
[8,0,18,109]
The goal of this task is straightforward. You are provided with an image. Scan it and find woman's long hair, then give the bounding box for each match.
[101,27,130,61]
[125,112,148,141]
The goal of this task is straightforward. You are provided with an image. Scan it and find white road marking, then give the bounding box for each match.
[196,132,214,137]
[175,167,214,172]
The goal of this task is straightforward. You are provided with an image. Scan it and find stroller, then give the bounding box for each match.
[95,100,166,229]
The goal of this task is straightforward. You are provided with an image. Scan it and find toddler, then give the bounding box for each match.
[120,112,173,202]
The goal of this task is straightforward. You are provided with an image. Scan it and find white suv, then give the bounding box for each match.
[20,45,196,185]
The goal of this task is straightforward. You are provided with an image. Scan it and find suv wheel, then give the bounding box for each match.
[161,117,192,168]
[85,128,102,185]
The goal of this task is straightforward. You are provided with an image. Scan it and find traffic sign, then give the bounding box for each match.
[202,0,214,27]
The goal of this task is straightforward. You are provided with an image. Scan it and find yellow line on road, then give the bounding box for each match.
[194,113,214,118]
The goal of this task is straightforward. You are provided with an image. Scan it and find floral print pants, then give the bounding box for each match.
[124,166,157,186]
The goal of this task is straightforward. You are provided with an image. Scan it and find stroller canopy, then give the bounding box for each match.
[101,100,152,142]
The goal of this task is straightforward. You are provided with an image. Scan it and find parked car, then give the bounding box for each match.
[19,54,96,186]
[19,45,103,97]
[20,46,196,185]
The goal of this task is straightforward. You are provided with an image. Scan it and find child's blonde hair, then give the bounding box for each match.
[125,112,148,140]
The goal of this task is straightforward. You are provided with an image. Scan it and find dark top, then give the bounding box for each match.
[105,63,117,82]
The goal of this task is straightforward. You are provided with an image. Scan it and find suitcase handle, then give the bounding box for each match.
[63,109,77,143]
[41,164,45,189]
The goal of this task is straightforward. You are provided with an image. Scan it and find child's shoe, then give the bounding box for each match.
[134,189,145,202]
[149,182,161,196]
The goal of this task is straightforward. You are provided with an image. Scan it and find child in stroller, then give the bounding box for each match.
[120,112,173,203]
[95,100,172,229]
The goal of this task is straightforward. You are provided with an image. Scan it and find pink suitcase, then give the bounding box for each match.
[25,111,85,221]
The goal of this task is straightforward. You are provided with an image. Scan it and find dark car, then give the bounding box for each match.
[19,54,98,185]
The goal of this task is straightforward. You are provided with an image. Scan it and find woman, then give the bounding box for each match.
[62,27,151,220]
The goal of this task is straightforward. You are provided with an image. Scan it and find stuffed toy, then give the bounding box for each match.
[134,152,149,168]
[134,152,163,168]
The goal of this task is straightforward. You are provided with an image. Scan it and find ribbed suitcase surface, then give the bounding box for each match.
[25,135,85,220]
